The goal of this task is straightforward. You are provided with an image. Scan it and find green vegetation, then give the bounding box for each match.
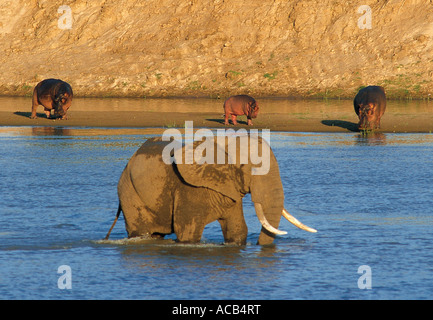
[378,74,431,99]
[263,71,278,80]
[187,80,203,91]
[228,70,242,76]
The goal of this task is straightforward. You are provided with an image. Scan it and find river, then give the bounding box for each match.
[1,125,432,300]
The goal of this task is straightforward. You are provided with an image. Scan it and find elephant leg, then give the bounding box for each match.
[218,203,248,245]
[173,208,207,243]
[120,198,153,238]
[175,223,206,243]
[172,189,213,243]
[218,218,248,245]
[118,172,172,239]
[122,201,171,239]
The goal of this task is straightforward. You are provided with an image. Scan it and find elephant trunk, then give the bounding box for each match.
[251,159,287,245]
[254,203,287,236]
[251,150,316,245]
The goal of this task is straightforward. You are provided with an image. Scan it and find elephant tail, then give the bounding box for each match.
[104,203,122,240]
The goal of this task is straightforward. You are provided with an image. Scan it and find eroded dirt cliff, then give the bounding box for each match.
[1,0,433,98]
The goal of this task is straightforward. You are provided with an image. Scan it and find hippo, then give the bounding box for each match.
[223,95,259,126]
[30,79,73,120]
[354,86,386,130]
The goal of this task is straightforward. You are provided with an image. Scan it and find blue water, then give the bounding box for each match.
[1,127,433,300]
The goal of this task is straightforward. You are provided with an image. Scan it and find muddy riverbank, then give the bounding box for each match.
[1,96,432,133]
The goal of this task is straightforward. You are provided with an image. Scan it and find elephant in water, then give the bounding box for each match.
[105,134,316,245]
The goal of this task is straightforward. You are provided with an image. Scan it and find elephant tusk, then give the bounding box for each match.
[282,209,317,233]
[254,203,288,236]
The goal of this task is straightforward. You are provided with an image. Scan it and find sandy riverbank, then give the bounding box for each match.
[1,97,433,133]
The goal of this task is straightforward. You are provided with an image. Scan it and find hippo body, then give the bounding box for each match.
[354,86,386,130]
[223,95,259,126]
[30,79,73,120]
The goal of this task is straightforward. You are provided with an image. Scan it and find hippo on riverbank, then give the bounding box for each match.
[354,86,386,130]
[30,79,73,120]
[223,95,259,126]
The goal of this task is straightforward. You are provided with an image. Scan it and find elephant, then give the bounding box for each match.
[105,134,316,245]
[30,78,73,120]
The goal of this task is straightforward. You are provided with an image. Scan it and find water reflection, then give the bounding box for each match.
[98,234,290,267]
[31,127,74,136]
[275,131,433,147]
[0,126,166,137]
[115,241,286,276]
[2,95,433,114]
[355,132,387,146]
[3,126,433,150]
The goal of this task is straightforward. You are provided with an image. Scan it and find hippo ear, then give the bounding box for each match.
[246,102,254,117]
[174,136,248,202]
[59,93,68,103]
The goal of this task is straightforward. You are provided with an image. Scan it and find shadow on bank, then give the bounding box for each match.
[322,119,387,145]
[321,120,359,132]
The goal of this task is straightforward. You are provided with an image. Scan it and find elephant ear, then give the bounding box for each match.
[174,136,249,202]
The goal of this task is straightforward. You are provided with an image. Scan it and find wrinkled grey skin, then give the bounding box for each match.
[107,135,294,245]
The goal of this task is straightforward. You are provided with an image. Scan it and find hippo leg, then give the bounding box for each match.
[30,107,38,119]
[230,114,238,125]
[224,114,230,125]
[44,108,51,119]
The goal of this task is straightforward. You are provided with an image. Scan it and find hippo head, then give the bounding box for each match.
[250,101,259,119]
[357,103,378,130]
[53,92,72,119]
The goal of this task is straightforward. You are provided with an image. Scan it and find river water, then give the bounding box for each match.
[0,124,433,300]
